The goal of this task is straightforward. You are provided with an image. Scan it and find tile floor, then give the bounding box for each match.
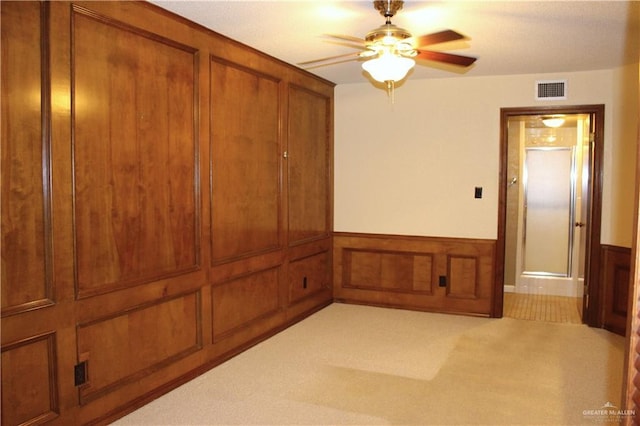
[503,292,583,324]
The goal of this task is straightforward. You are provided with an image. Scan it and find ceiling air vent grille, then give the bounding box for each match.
[535,79,567,100]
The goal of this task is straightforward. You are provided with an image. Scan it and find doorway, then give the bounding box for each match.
[495,105,605,327]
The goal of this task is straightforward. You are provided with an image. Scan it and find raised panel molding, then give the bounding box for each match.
[1,332,59,425]
[602,244,631,336]
[287,84,332,245]
[447,256,479,299]
[334,233,495,316]
[1,1,54,317]
[289,250,331,304]
[76,291,202,404]
[211,268,281,341]
[342,249,434,294]
[71,6,200,298]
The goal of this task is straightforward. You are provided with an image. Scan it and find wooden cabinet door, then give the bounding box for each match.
[210,59,282,263]
[209,56,285,345]
[285,83,333,309]
[287,84,332,245]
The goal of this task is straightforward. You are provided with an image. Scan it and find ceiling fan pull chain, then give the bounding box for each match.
[386,80,395,104]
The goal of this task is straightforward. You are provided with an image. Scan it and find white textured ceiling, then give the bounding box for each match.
[150,0,638,85]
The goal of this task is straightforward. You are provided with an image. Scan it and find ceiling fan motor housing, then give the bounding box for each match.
[365,23,412,45]
[367,1,414,53]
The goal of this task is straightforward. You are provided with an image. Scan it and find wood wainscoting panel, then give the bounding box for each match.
[343,249,434,294]
[76,291,202,404]
[601,245,631,336]
[448,256,479,299]
[212,268,281,342]
[285,238,334,321]
[71,6,200,298]
[1,333,59,425]
[334,233,496,316]
[288,250,331,304]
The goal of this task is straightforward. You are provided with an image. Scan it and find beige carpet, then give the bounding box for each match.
[113,303,625,425]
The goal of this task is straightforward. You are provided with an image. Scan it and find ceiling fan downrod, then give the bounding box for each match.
[366,0,411,44]
[373,0,404,23]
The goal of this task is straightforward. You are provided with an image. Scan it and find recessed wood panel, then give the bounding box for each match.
[289,251,330,304]
[288,85,331,244]
[602,245,631,335]
[76,291,202,403]
[381,254,416,291]
[413,255,434,292]
[1,1,53,315]
[343,249,434,294]
[613,265,630,316]
[1,333,58,425]
[210,58,281,263]
[348,250,383,288]
[71,8,199,297]
[212,268,280,340]
[447,256,479,299]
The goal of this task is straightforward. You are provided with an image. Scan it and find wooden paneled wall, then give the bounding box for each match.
[601,245,631,336]
[333,233,497,316]
[0,1,333,424]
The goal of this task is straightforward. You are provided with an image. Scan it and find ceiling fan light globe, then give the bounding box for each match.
[382,35,397,45]
[362,54,415,83]
[396,42,413,52]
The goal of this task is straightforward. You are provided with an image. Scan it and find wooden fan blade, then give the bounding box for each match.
[323,34,367,45]
[298,51,364,66]
[325,40,370,51]
[415,50,477,67]
[302,57,363,69]
[413,30,465,48]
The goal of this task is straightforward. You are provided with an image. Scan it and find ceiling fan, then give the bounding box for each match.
[299,0,477,94]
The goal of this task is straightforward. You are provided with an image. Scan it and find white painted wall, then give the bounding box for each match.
[334,65,638,246]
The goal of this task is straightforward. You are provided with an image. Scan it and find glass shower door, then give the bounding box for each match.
[522,147,575,277]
